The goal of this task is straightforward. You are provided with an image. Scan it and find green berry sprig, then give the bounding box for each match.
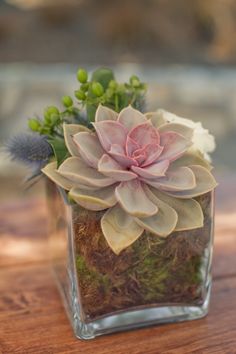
[28,106,61,136]
[74,67,146,121]
[28,67,146,136]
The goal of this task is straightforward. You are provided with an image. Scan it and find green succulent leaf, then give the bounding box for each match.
[48,137,69,167]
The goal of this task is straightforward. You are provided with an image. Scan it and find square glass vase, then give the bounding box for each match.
[46,179,214,340]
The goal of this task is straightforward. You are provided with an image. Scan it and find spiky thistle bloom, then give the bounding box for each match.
[6,133,53,169]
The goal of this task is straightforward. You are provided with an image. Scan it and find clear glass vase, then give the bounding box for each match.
[46,179,214,340]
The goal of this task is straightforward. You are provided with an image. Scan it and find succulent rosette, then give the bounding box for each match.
[42,105,217,254]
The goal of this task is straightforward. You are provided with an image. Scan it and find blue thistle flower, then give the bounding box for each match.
[6,133,53,170]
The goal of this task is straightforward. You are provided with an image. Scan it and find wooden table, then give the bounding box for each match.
[0,195,236,354]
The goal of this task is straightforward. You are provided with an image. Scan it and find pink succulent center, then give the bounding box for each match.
[102,122,164,171]
[75,112,192,185]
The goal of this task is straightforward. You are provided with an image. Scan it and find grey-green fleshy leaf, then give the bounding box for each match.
[69,185,117,211]
[135,186,178,237]
[171,149,212,171]
[41,161,74,190]
[165,165,217,198]
[150,187,204,231]
[58,156,115,188]
[63,123,90,157]
[101,204,144,255]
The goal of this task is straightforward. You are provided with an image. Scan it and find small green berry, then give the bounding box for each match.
[44,106,60,122]
[75,90,86,100]
[80,83,89,92]
[132,79,140,88]
[91,82,104,97]
[50,113,60,125]
[62,95,73,108]
[106,88,114,99]
[28,119,40,132]
[108,80,117,90]
[77,68,88,83]
[130,75,139,82]
[44,111,51,123]
[67,107,74,114]
[47,106,59,115]
[130,75,140,87]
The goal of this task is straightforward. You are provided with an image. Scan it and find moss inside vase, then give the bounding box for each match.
[72,192,213,322]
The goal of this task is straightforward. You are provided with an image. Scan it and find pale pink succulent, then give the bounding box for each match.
[42,105,217,254]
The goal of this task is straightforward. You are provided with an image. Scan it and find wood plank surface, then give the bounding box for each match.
[0,197,236,354]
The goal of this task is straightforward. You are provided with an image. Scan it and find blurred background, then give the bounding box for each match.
[0,0,236,264]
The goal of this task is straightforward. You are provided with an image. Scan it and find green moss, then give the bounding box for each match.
[139,265,170,301]
[127,232,204,303]
[76,255,110,293]
[73,193,212,319]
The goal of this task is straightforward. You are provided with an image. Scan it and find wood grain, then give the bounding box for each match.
[0,198,236,354]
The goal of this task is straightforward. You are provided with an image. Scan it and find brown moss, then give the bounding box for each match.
[72,192,213,321]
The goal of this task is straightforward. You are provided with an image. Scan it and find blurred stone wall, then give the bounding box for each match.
[0,0,236,65]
